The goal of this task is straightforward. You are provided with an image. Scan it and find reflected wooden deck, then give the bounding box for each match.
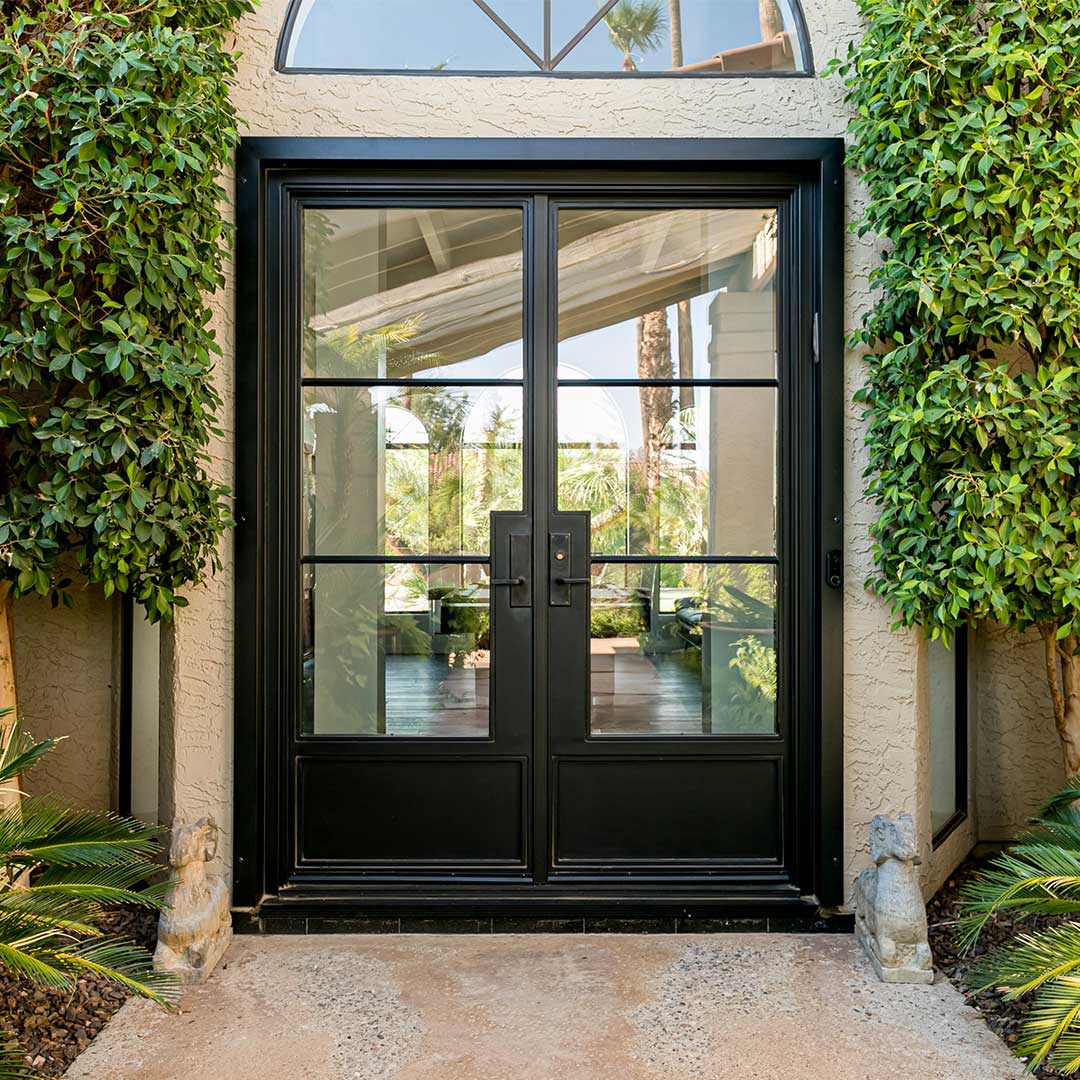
[383,641,706,737]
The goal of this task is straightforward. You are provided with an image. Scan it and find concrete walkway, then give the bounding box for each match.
[66,934,1024,1080]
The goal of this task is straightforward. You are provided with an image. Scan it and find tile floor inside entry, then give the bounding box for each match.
[355,647,742,738]
[66,934,1023,1080]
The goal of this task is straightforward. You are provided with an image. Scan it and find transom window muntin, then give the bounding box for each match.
[278,0,812,75]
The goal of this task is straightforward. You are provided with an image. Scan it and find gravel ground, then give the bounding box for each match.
[0,907,157,1078]
[929,855,1070,1080]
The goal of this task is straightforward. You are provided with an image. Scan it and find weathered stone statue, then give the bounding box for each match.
[853,814,934,984]
[154,817,232,985]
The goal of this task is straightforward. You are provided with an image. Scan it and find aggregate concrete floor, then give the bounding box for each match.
[65,934,1025,1080]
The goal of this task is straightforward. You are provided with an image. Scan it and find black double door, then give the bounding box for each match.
[255,158,835,915]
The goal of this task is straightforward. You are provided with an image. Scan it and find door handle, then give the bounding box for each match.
[488,517,532,608]
[554,577,590,586]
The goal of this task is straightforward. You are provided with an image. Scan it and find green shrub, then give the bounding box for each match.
[0,0,253,619]
[831,0,1080,772]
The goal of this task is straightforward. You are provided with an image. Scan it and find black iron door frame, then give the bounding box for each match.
[233,138,845,917]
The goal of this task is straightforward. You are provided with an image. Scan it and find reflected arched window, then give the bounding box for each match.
[279,0,812,75]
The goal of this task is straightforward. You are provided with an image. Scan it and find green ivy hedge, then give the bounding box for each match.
[833,0,1080,646]
[0,0,253,618]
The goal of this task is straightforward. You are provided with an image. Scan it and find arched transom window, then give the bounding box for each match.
[279,0,812,75]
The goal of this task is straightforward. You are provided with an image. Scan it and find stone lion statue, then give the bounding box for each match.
[153,817,233,985]
[853,814,934,984]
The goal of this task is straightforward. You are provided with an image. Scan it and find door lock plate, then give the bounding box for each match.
[550,532,572,606]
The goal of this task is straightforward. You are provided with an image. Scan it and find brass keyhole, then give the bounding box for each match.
[555,551,566,562]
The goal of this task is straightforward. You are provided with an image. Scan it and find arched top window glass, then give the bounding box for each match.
[279,0,812,75]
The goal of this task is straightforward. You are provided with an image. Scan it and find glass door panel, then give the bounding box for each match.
[588,562,777,736]
[556,384,777,557]
[554,203,782,749]
[299,204,527,743]
[303,384,524,556]
[304,562,494,736]
[556,207,777,379]
[304,206,525,380]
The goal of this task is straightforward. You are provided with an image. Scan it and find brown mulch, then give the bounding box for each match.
[929,855,1070,1079]
[0,907,158,1078]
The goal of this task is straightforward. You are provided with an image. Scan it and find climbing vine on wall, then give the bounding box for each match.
[0,0,253,622]
[832,1,1080,771]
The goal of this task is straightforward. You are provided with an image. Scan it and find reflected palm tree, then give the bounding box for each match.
[602,4,675,554]
[668,0,682,66]
[635,312,674,554]
[604,0,665,71]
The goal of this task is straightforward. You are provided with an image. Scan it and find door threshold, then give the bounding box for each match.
[236,896,853,935]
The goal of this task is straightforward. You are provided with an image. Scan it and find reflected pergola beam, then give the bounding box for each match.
[309,210,774,372]
[416,210,452,273]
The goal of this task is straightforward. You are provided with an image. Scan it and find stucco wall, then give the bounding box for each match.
[14,590,117,810]
[976,624,1064,842]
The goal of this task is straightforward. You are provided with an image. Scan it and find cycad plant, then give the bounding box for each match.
[959,777,1080,1074]
[0,715,175,1078]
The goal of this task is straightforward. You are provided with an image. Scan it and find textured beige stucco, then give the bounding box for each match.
[20,0,1063,904]
[14,590,117,809]
[975,624,1064,842]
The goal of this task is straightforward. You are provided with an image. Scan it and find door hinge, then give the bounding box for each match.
[812,311,821,366]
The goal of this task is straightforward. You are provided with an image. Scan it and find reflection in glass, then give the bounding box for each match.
[303,563,493,736]
[929,638,963,833]
[557,386,776,557]
[557,207,777,380]
[285,0,540,71]
[589,562,777,735]
[558,0,805,73]
[303,385,523,557]
[304,206,524,380]
[283,0,809,74]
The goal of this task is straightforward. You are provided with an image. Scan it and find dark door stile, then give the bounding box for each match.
[233,141,845,919]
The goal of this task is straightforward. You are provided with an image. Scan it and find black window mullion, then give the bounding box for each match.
[303,379,524,388]
[556,378,779,388]
[591,554,778,565]
[301,554,490,565]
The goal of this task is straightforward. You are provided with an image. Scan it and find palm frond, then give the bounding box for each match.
[604,0,665,53]
[32,861,169,900]
[0,1033,33,1080]
[958,779,1080,1073]
[1039,777,1080,821]
[0,714,61,790]
[0,896,100,938]
[1015,971,1080,1071]
[0,802,162,868]
[958,847,1080,950]
[0,723,175,1071]
[972,922,1080,999]
[58,939,178,1007]
[0,939,78,991]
